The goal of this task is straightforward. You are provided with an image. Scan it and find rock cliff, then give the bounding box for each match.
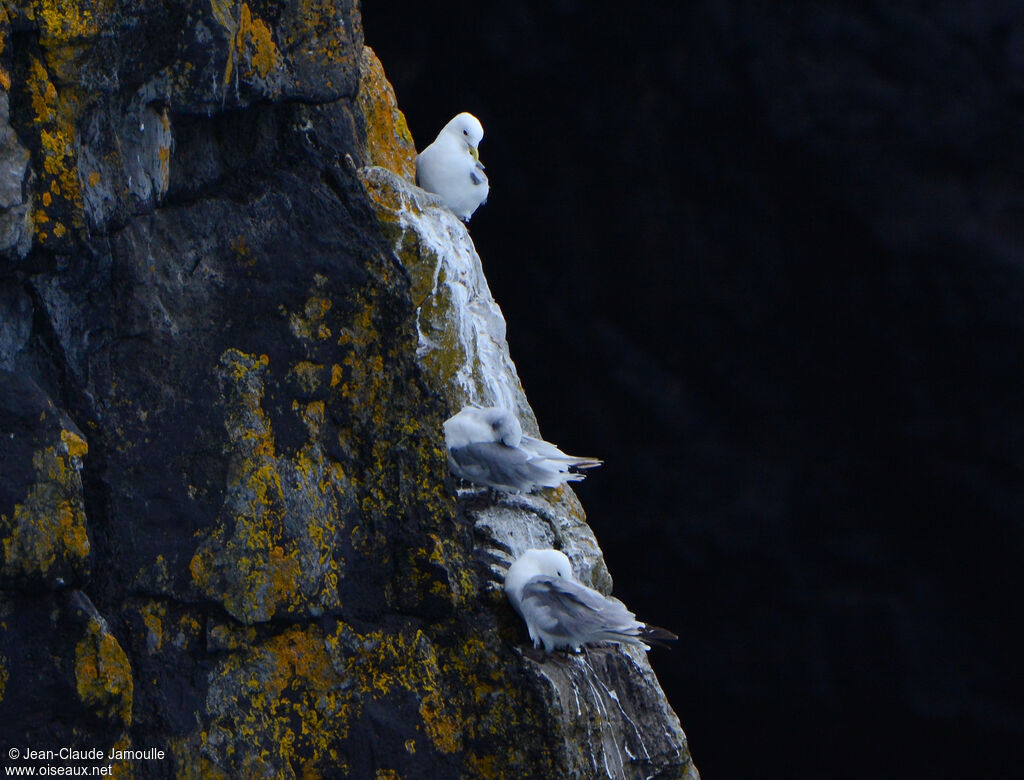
[0,2,695,777]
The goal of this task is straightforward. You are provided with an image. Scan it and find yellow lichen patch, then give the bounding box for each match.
[210,0,239,84]
[74,618,133,727]
[208,0,235,36]
[139,601,165,654]
[235,4,279,78]
[375,770,401,780]
[107,734,134,780]
[289,288,334,342]
[23,55,84,247]
[356,47,417,181]
[419,690,461,754]
[342,628,464,755]
[60,428,88,458]
[290,360,324,394]
[203,625,354,776]
[190,348,347,623]
[1,442,90,580]
[0,4,8,64]
[218,1,282,86]
[30,0,113,47]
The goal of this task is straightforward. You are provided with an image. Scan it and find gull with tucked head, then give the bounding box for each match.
[416,112,489,221]
[504,549,677,653]
[443,406,601,493]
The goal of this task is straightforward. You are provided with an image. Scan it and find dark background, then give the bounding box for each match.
[363,2,1024,777]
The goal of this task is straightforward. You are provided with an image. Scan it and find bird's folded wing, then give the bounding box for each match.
[471,161,488,187]
[449,442,556,490]
[519,436,602,469]
[521,576,637,639]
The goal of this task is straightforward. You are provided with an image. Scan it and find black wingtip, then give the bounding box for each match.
[639,624,678,649]
[567,458,603,473]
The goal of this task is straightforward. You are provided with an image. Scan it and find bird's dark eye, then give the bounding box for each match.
[463,129,468,135]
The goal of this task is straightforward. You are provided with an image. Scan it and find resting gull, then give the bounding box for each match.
[504,549,677,653]
[416,112,489,221]
[443,406,601,493]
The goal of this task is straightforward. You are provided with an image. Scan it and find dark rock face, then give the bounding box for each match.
[364,2,1024,778]
[1,2,692,778]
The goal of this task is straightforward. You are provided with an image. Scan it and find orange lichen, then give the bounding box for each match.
[289,289,334,342]
[218,1,281,86]
[201,625,353,776]
[139,602,165,654]
[290,361,324,394]
[236,4,279,78]
[60,428,88,458]
[30,0,112,47]
[1,440,90,580]
[22,54,84,247]
[189,348,347,623]
[355,47,417,181]
[74,618,133,727]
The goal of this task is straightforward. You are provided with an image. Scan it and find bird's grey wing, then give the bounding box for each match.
[449,442,552,491]
[519,436,602,469]
[520,576,638,642]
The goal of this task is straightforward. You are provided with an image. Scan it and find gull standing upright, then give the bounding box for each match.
[504,549,677,653]
[416,112,489,221]
[443,406,601,493]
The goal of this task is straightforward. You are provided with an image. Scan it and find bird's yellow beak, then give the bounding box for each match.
[468,145,480,162]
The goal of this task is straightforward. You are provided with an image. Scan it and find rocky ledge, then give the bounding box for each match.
[1,2,696,777]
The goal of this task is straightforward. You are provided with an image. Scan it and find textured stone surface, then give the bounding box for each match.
[0,91,33,258]
[0,371,90,589]
[0,589,133,764]
[0,1,693,777]
[362,163,697,777]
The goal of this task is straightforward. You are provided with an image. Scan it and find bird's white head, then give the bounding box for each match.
[505,549,575,599]
[525,549,573,579]
[445,112,485,159]
[480,407,522,447]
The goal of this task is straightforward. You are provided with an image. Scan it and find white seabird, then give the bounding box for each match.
[443,406,601,493]
[416,112,489,221]
[504,549,677,653]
